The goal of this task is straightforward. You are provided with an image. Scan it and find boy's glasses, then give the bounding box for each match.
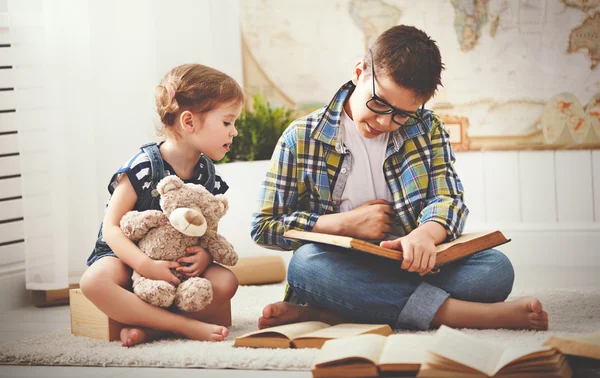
[366,49,425,127]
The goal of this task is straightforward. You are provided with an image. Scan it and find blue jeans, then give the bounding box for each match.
[286,243,514,330]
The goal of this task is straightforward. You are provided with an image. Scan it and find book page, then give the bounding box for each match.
[237,321,330,340]
[379,334,434,365]
[494,345,553,375]
[313,334,386,366]
[295,323,390,340]
[429,326,504,376]
[545,332,600,359]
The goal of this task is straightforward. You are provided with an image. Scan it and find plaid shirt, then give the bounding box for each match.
[251,81,468,252]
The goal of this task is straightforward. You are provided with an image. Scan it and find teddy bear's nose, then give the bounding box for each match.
[184,209,205,226]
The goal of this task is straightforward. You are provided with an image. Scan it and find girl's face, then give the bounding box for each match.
[189,100,243,161]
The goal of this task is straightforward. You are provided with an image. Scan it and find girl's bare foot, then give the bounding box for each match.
[258,301,348,329]
[120,327,169,347]
[179,319,229,341]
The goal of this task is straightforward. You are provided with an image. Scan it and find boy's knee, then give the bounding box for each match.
[487,250,515,300]
[288,244,322,282]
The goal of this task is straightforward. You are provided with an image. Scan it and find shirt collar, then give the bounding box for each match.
[312,81,433,155]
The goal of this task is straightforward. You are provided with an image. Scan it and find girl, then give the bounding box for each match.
[80,64,243,347]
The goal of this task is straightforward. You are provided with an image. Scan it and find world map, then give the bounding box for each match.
[240,0,600,148]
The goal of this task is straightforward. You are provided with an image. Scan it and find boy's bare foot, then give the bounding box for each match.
[433,296,549,330]
[120,327,169,347]
[258,301,348,329]
[492,296,549,330]
[258,302,312,329]
[179,320,229,341]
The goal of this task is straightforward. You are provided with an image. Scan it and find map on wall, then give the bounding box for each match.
[240,0,600,150]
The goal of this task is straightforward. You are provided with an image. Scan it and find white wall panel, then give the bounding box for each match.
[0,154,18,176]
[0,90,15,109]
[0,45,12,66]
[454,152,486,223]
[0,176,20,198]
[0,69,13,87]
[518,151,557,223]
[555,150,594,222]
[0,221,23,243]
[0,242,24,266]
[483,152,521,223]
[0,111,16,132]
[0,198,22,219]
[0,132,17,154]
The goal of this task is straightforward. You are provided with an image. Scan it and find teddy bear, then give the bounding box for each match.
[119,175,238,312]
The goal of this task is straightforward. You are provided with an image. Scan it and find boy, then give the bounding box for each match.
[251,25,548,331]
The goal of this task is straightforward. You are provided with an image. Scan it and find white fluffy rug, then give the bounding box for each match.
[0,283,599,370]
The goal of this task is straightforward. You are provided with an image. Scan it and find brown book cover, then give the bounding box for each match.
[417,325,572,378]
[283,230,510,268]
[233,321,392,349]
[544,333,600,360]
[312,333,434,377]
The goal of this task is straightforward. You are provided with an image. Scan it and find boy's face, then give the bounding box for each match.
[345,61,423,139]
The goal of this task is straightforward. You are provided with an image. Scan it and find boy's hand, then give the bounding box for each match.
[344,199,395,240]
[380,232,437,276]
[176,246,213,278]
[141,260,181,286]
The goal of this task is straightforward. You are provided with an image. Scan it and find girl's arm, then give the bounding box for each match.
[102,174,180,285]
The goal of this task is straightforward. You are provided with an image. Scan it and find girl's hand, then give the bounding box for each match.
[380,233,437,276]
[176,246,213,278]
[343,200,395,240]
[141,260,181,286]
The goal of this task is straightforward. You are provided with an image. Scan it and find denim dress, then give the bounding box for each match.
[86,142,218,266]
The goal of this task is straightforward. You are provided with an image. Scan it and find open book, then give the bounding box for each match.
[544,332,600,360]
[417,325,572,378]
[312,333,434,377]
[284,230,510,268]
[233,321,392,349]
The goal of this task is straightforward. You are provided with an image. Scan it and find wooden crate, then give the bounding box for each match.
[69,289,232,341]
[69,289,123,341]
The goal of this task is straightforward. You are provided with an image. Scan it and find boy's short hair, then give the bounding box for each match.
[368,25,444,102]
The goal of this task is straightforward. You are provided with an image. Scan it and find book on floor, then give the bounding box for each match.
[416,325,572,378]
[283,230,510,269]
[233,321,393,349]
[311,333,434,377]
[544,332,600,360]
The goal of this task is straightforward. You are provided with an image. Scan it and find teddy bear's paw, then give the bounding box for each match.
[175,277,213,312]
[134,280,176,308]
[169,208,207,237]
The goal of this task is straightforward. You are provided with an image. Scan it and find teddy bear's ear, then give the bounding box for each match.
[215,194,229,214]
[157,175,184,195]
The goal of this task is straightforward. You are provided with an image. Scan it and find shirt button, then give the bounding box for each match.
[341,168,347,174]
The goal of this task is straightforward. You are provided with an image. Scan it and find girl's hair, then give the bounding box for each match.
[155,64,244,133]
[366,25,444,102]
